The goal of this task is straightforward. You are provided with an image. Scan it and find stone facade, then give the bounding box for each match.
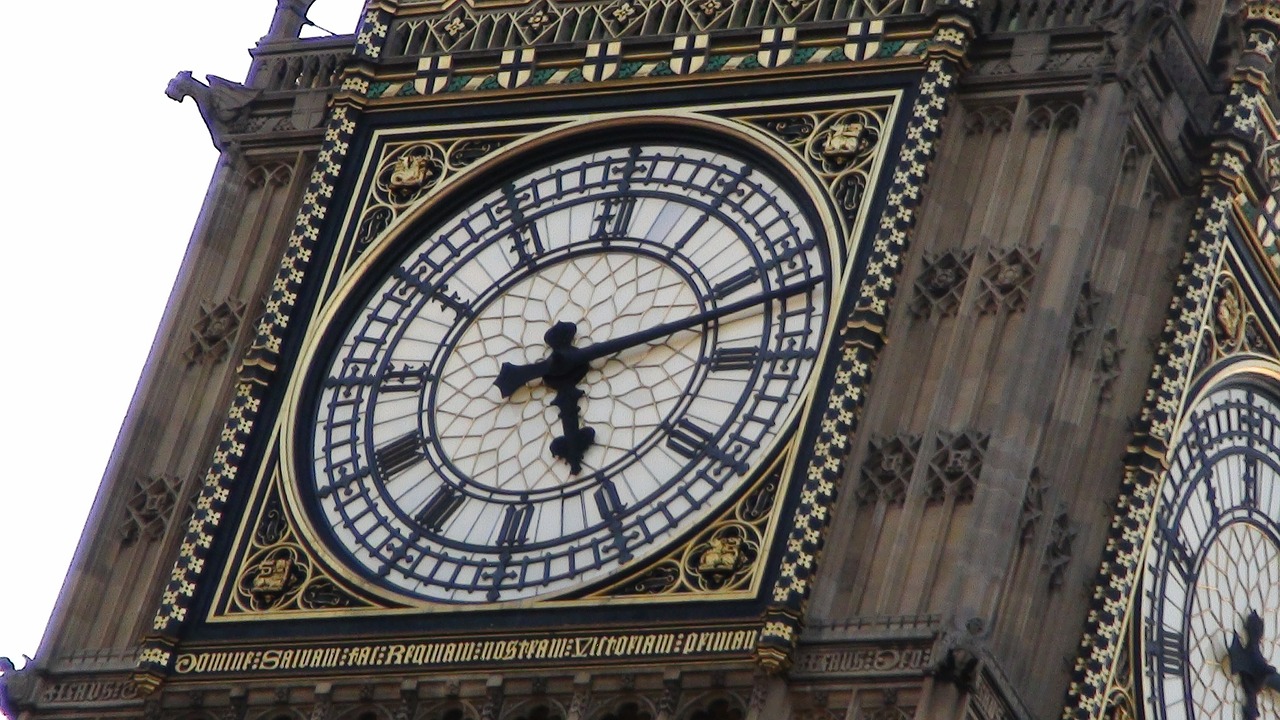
[7,0,1280,718]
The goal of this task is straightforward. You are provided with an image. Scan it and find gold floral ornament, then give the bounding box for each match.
[524,9,552,31]
[748,108,887,221]
[239,544,306,609]
[822,120,866,157]
[383,145,445,199]
[610,1,639,24]
[224,477,369,614]
[388,154,432,193]
[444,16,467,36]
[691,527,754,590]
[686,526,759,590]
[350,136,510,258]
[1215,277,1243,344]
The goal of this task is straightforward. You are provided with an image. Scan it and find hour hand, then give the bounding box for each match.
[493,321,582,397]
[548,386,595,473]
[495,359,553,397]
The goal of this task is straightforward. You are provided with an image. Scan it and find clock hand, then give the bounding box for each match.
[506,321,597,473]
[575,275,823,365]
[492,276,822,474]
[494,276,823,395]
[548,384,595,474]
[1228,610,1278,720]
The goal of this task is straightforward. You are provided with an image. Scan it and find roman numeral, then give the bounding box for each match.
[594,481,625,519]
[414,486,465,531]
[665,419,749,475]
[498,504,533,547]
[1151,626,1186,675]
[380,364,432,394]
[592,196,636,240]
[709,346,760,371]
[706,238,821,300]
[1205,480,1222,523]
[594,480,636,562]
[375,433,425,478]
[710,268,759,300]
[430,283,472,319]
[667,419,714,459]
[1159,524,1194,577]
[324,373,373,391]
[508,223,544,267]
[316,465,371,499]
[1245,454,1259,508]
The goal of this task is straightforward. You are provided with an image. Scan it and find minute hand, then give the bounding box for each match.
[575,276,823,364]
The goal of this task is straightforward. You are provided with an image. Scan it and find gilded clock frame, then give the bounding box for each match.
[204,94,903,621]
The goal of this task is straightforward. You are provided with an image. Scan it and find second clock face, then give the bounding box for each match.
[1143,386,1280,720]
[302,141,835,603]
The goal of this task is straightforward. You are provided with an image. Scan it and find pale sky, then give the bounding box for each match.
[0,0,366,669]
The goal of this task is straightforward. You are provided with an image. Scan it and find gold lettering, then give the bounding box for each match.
[710,632,728,652]
[260,649,280,670]
[648,634,661,654]
[353,646,372,666]
[385,645,402,665]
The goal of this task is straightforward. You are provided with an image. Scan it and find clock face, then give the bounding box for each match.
[299,141,835,603]
[1142,386,1280,720]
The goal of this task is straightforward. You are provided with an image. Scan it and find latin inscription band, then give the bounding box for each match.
[174,629,759,676]
[791,645,932,677]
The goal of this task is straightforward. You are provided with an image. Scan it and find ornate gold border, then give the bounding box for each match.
[211,103,898,617]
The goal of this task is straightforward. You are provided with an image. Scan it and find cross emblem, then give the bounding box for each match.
[414,55,454,95]
[671,34,710,74]
[583,41,623,82]
[844,19,884,61]
[497,48,537,89]
[756,27,795,68]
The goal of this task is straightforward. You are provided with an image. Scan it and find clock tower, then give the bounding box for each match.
[10,0,1280,717]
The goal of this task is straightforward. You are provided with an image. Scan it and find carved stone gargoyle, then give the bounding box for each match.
[928,627,983,692]
[166,71,262,152]
[0,655,35,719]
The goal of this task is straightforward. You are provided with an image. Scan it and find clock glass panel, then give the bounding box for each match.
[1142,386,1280,720]
[300,141,835,603]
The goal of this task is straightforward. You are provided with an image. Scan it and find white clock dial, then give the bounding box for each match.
[1143,386,1280,720]
[301,141,835,603]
